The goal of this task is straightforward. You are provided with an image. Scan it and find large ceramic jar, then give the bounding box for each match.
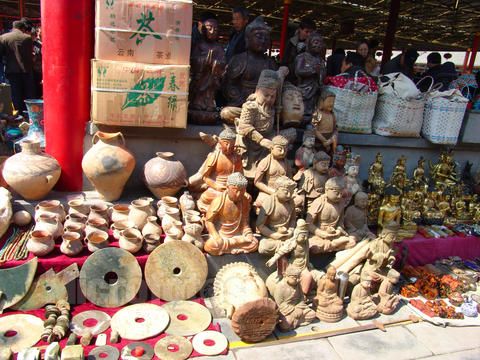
[82,131,135,201]
[2,140,61,200]
[143,152,187,199]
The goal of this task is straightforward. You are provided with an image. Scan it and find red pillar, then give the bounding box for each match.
[467,32,480,73]
[279,0,292,61]
[463,48,471,73]
[381,0,401,66]
[19,0,24,18]
[41,0,93,191]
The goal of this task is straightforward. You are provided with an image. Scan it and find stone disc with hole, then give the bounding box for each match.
[121,342,154,360]
[145,241,207,301]
[154,335,193,360]
[87,345,120,360]
[71,310,111,337]
[231,298,278,343]
[192,330,228,356]
[111,303,170,341]
[79,247,142,307]
[162,301,212,336]
[0,314,43,353]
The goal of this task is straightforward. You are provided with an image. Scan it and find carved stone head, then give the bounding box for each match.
[282,83,304,126]
[245,16,271,54]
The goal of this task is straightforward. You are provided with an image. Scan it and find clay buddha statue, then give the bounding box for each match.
[345,192,376,242]
[344,154,362,205]
[314,266,344,322]
[368,152,386,195]
[376,269,400,315]
[377,186,402,230]
[235,68,288,177]
[257,176,297,256]
[294,131,315,180]
[254,135,292,207]
[281,82,305,127]
[297,151,331,211]
[306,177,356,254]
[204,172,258,255]
[272,265,316,332]
[196,127,243,213]
[188,18,226,124]
[221,16,277,124]
[311,91,338,155]
[294,32,326,123]
[346,276,378,320]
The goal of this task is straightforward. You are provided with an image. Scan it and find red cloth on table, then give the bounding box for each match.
[3,298,225,359]
[394,233,480,266]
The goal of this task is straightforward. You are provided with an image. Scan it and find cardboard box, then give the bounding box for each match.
[91,59,189,128]
[95,0,192,65]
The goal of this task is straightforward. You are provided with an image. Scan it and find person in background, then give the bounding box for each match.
[341,51,366,77]
[0,20,35,113]
[191,11,217,49]
[282,17,316,83]
[326,48,345,77]
[356,39,379,76]
[32,26,42,97]
[422,52,458,91]
[382,48,419,78]
[225,7,249,63]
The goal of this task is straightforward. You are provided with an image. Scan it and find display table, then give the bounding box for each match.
[394,233,480,266]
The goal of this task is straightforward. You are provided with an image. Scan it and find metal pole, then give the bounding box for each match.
[467,32,480,74]
[41,0,93,191]
[381,0,401,67]
[279,0,292,61]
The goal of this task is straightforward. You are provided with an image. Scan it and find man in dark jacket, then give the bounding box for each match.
[422,52,458,91]
[382,48,419,79]
[0,20,35,112]
[225,7,249,63]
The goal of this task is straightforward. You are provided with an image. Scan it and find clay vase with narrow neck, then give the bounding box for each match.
[128,199,151,230]
[110,204,130,223]
[35,200,66,222]
[82,131,136,201]
[143,152,187,199]
[27,230,55,256]
[2,140,61,200]
[60,232,83,256]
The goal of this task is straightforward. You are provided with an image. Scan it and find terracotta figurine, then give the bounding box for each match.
[376,269,400,315]
[281,82,305,127]
[311,91,338,155]
[188,18,226,124]
[294,32,326,123]
[204,172,258,255]
[257,176,297,256]
[315,266,344,322]
[345,192,375,242]
[378,186,402,230]
[328,149,347,178]
[221,16,277,123]
[196,127,243,213]
[297,151,331,211]
[307,177,356,254]
[254,135,292,207]
[346,276,378,320]
[294,131,316,180]
[272,265,316,332]
[343,154,361,205]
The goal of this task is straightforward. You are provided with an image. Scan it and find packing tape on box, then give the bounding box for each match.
[96,26,192,39]
[91,87,188,96]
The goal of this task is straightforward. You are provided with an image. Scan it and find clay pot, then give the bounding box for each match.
[85,218,109,237]
[68,198,89,215]
[12,210,32,226]
[164,226,183,243]
[157,196,179,219]
[119,228,143,254]
[35,200,66,222]
[2,140,61,200]
[142,216,162,237]
[64,223,85,237]
[128,199,151,230]
[110,220,136,240]
[179,191,196,214]
[110,204,130,223]
[144,152,187,199]
[88,203,110,223]
[161,207,181,232]
[85,230,109,252]
[82,131,135,201]
[60,232,83,256]
[34,214,63,240]
[27,230,55,256]
[143,233,162,253]
[138,197,156,217]
[64,212,88,228]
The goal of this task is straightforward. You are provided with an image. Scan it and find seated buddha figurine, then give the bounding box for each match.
[346,276,378,320]
[254,135,292,207]
[204,173,258,255]
[345,192,375,242]
[272,265,316,332]
[410,157,428,193]
[376,269,401,315]
[314,266,344,322]
[297,151,331,212]
[306,177,356,254]
[196,127,243,213]
[430,151,458,190]
[256,176,297,256]
[377,186,402,230]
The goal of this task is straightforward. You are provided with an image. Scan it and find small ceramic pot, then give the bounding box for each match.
[110,204,130,223]
[34,213,63,239]
[60,232,83,256]
[68,198,89,216]
[110,220,136,240]
[35,199,66,222]
[128,199,151,230]
[162,207,181,231]
[142,216,162,237]
[85,218,109,237]
[164,226,183,243]
[138,197,156,216]
[179,191,196,214]
[85,230,109,252]
[64,223,85,237]
[119,228,143,254]
[27,230,55,256]
[157,196,179,219]
[64,212,88,228]
[143,233,162,253]
[88,203,110,223]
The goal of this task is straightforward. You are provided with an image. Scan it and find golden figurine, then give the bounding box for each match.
[389,155,407,192]
[377,186,402,230]
[368,152,386,195]
[410,157,428,193]
[429,151,458,190]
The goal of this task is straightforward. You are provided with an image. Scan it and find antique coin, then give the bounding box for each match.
[154,335,193,360]
[87,345,120,360]
[111,303,170,340]
[192,331,228,356]
[0,314,43,353]
[162,300,212,336]
[121,342,154,360]
[79,248,142,307]
[145,241,207,301]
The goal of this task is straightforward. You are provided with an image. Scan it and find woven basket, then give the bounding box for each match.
[422,95,468,145]
[324,73,377,134]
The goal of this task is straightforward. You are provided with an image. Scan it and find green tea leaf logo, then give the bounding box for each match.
[121,76,166,110]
